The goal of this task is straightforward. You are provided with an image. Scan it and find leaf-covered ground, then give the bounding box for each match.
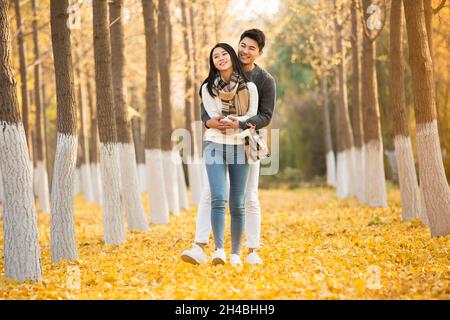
[0,187,449,299]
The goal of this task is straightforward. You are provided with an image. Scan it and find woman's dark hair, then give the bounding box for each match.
[199,43,249,98]
[239,29,265,51]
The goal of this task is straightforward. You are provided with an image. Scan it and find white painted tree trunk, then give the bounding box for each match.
[0,166,5,203]
[0,123,42,282]
[416,121,450,236]
[162,150,180,216]
[80,163,94,203]
[326,150,336,187]
[364,139,388,207]
[90,162,103,205]
[35,161,50,212]
[137,163,148,193]
[336,149,353,198]
[354,146,366,203]
[50,133,78,263]
[349,147,357,197]
[119,143,149,231]
[145,149,169,224]
[99,143,125,244]
[175,151,189,210]
[394,135,422,220]
[187,155,202,205]
[74,167,80,195]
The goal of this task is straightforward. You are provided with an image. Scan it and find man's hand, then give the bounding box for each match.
[225,116,241,131]
[206,116,229,133]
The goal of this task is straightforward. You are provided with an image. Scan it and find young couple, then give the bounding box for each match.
[181,29,276,266]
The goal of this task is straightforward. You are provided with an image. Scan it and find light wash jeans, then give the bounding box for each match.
[204,141,249,254]
[194,160,261,249]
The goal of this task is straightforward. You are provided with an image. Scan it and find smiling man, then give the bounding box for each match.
[182,29,276,265]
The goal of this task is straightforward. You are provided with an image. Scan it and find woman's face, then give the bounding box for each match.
[212,47,233,72]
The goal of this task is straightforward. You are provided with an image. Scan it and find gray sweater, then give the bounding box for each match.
[201,64,276,130]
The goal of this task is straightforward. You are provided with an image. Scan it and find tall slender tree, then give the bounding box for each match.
[49,0,79,263]
[142,0,169,224]
[109,0,148,231]
[180,0,201,206]
[86,69,103,205]
[188,1,203,159]
[403,0,450,236]
[333,1,355,198]
[360,0,387,207]
[74,36,94,203]
[129,87,147,193]
[159,0,180,215]
[0,0,42,282]
[93,0,125,244]
[32,0,50,213]
[13,0,33,161]
[350,0,365,201]
[389,0,423,221]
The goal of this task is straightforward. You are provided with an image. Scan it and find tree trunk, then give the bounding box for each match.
[109,0,148,231]
[129,87,147,193]
[142,0,169,224]
[93,0,125,244]
[361,0,387,207]
[0,0,42,282]
[389,0,424,222]
[180,0,201,206]
[13,0,33,160]
[321,74,336,188]
[86,70,103,205]
[32,0,50,213]
[334,15,355,199]
[49,0,79,263]
[74,36,94,204]
[403,0,450,236]
[351,0,365,202]
[158,0,180,215]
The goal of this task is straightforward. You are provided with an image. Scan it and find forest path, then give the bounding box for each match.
[0,187,448,299]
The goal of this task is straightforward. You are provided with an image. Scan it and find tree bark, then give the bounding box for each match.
[403,0,450,236]
[180,0,194,154]
[143,0,170,223]
[389,0,423,221]
[31,0,50,213]
[93,0,125,244]
[0,0,42,282]
[351,0,364,149]
[361,0,387,207]
[49,0,79,263]
[321,74,336,188]
[333,8,355,198]
[188,2,200,122]
[158,0,173,151]
[14,0,33,159]
[158,0,180,215]
[109,0,148,231]
[143,0,161,150]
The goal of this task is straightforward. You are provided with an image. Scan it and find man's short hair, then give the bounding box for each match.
[239,29,266,51]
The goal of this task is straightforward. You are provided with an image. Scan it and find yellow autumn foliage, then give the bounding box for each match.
[0,187,449,299]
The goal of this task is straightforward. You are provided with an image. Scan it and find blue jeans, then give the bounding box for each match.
[204,141,249,254]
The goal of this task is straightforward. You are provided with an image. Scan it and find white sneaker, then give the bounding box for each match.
[230,254,242,266]
[245,252,263,265]
[181,244,207,265]
[211,249,226,265]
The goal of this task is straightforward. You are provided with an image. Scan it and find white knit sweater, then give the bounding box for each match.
[201,82,258,145]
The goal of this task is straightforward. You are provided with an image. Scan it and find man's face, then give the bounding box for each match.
[238,37,262,65]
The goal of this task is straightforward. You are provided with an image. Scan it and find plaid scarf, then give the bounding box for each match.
[212,72,249,116]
